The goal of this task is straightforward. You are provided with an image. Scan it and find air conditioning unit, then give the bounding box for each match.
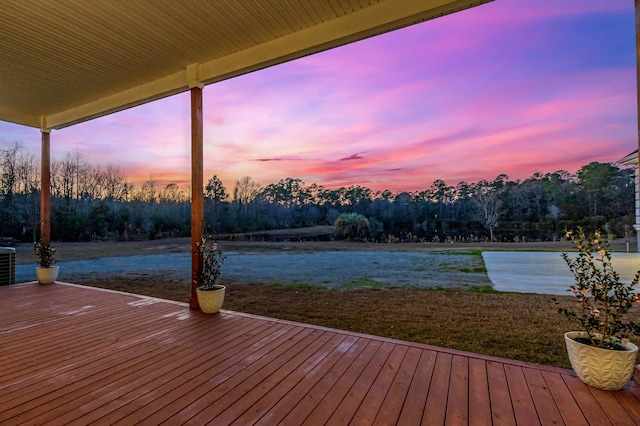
[0,247,16,286]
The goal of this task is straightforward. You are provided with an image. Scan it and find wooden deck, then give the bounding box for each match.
[2,283,640,425]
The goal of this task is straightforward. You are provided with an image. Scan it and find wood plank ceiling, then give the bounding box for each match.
[0,0,492,130]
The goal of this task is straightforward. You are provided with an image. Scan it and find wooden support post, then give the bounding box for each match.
[40,130,51,246]
[190,86,204,309]
[636,0,640,252]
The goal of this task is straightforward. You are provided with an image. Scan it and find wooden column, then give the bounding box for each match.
[190,86,204,309]
[40,130,51,246]
[636,0,640,252]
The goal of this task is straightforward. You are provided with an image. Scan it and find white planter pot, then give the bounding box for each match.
[564,331,638,391]
[196,285,226,314]
[36,266,59,284]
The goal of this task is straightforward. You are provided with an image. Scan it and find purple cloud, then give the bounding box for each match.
[339,153,364,161]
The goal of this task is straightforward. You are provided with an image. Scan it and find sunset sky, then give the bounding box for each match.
[0,0,636,193]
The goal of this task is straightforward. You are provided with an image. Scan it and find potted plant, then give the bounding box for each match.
[35,242,59,284]
[194,235,226,314]
[558,229,640,390]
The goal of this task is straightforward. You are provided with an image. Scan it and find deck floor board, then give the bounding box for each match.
[1,283,639,425]
[540,371,589,426]
[467,357,492,426]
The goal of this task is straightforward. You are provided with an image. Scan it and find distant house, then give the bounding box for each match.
[619,150,639,251]
[619,150,637,167]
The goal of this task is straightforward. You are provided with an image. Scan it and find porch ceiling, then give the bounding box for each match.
[0,0,492,130]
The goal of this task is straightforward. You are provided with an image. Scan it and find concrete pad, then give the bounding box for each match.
[482,251,640,295]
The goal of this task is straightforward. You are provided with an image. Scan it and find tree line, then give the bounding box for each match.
[0,142,635,243]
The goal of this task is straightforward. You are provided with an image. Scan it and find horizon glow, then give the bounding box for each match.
[0,0,636,193]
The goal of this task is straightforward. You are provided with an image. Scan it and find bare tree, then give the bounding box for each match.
[233,176,260,204]
[134,176,159,203]
[81,164,104,200]
[102,164,131,201]
[51,150,88,200]
[159,183,188,203]
[0,142,20,198]
[14,145,39,194]
[472,182,503,242]
[0,143,40,239]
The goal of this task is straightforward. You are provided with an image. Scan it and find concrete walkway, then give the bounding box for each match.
[482,251,640,295]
